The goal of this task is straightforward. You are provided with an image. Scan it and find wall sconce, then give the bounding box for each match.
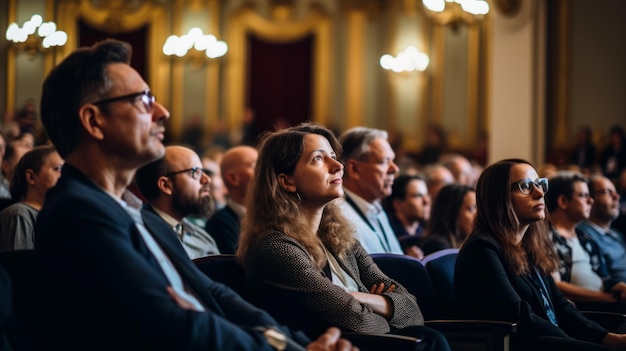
[380,46,430,73]
[5,14,67,58]
[422,0,489,26]
[162,27,228,61]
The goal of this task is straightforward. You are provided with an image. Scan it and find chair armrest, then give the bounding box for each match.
[425,319,517,335]
[581,311,626,333]
[341,332,423,351]
[425,320,517,351]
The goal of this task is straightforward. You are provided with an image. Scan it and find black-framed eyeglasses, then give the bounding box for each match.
[163,167,209,181]
[91,89,155,113]
[510,178,549,195]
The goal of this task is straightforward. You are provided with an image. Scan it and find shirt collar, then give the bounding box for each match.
[344,188,382,216]
[152,206,180,229]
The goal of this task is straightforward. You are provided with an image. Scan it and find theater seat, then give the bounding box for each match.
[193,254,426,351]
[371,253,517,351]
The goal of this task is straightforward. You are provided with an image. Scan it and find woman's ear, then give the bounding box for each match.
[277,173,296,193]
[25,169,36,186]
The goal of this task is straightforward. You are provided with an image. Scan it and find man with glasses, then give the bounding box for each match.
[134,145,220,259]
[338,126,404,255]
[35,39,355,351]
[546,171,626,311]
[577,175,626,291]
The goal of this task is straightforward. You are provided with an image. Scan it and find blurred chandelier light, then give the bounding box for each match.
[162,27,228,60]
[422,0,489,25]
[5,14,67,57]
[380,46,430,73]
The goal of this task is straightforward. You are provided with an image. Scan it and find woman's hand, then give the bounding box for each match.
[369,282,395,294]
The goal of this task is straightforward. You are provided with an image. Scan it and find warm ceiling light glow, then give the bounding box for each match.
[380,46,430,73]
[162,27,228,60]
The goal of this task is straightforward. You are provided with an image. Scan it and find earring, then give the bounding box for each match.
[295,192,302,203]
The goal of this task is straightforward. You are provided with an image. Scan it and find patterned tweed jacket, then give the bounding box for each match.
[243,231,424,337]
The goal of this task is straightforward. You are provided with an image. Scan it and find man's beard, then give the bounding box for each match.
[173,192,215,218]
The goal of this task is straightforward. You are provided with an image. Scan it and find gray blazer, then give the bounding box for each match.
[243,231,423,337]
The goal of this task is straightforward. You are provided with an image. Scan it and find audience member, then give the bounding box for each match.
[135,145,220,259]
[570,125,597,173]
[237,122,450,351]
[613,169,626,235]
[0,145,62,250]
[546,171,626,309]
[423,163,454,202]
[1,142,31,195]
[338,126,403,255]
[0,133,9,199]
[383,174,430,259]
[600,124,626,180]
[201,147,228,211]
[419,124,447,165]
[537,162,558,179]
[34,39,355,350]
[456,158,626,351]
[421,184,476,256]
[205,145,257,254]
[577,175,626,285]
[441,153,473,186]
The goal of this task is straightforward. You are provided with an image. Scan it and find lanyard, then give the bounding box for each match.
[344,194,391,252]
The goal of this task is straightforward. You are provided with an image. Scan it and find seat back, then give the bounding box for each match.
[0,250,41,351]
[370,253,441,320]
[192,254,249,300]
[194,254,425,350]
[422,249,460,318]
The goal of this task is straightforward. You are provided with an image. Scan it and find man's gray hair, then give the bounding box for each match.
[339,126,388,162]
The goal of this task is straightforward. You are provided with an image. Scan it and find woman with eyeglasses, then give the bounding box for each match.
[455,159,626,351]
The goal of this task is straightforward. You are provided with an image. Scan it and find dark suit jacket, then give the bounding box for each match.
[34,164,309,351]
[455,232,607,348]
[205,205,240,254]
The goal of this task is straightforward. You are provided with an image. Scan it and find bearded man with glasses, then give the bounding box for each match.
[134,145,220,259]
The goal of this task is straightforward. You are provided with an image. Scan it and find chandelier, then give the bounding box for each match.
[162,27,228,60]
[5,14,67,57]
[380,46,430,73]
[422,0,490,26]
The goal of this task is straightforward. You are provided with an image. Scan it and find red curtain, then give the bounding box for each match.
[78,19,148,83]
[246,34,313,139]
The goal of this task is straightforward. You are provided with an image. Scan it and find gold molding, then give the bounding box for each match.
[467,25,479,147]
[226,6,332,130]
[555,1,569,148]
[6,0,17,115]
[345,9,365,128]
[206,0,221,138]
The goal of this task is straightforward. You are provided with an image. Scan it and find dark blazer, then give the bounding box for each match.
[243,231,423,338]
[205,205,240,254]
[34,164,309,351]
[455,232,608,349]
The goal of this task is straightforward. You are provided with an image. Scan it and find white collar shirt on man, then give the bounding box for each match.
[342,188,403,255]
[152,206,220,259]
[113,191,205,311]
